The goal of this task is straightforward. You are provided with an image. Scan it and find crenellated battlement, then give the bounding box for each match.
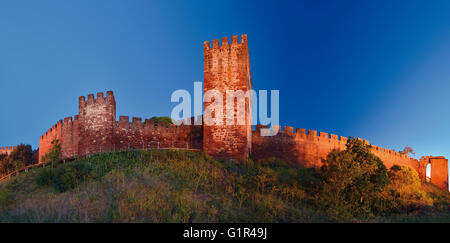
[203,34,248,51]
[113,114,203,151]
[115,115,202,133]
[40,90,203,162]
[78,91,115,107]
[39,120,63,141]
[39,116,83,162]
[0,146,16,155]
[39,119,63,162]
[254,125,350,141]
[252,124,418,169]
[0,146,16,150]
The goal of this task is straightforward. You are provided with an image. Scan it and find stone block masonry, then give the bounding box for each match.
[39,91,203,163]
[251,125,448,191]
[203,35,253,160]
[78,92,116,156]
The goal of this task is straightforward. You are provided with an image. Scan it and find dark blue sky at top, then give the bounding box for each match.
[1,0,450,161]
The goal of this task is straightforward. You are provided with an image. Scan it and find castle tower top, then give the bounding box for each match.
[78,91,116,119]
[203,34,248,51]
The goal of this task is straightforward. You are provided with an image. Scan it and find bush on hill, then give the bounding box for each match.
[382,165,433,212]
[315,138,388,219]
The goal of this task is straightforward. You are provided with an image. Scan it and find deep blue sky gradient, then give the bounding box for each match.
[1,0,450,163]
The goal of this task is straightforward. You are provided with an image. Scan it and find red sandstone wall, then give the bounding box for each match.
[78,92,116,156]
[418,156,449,191]
[37,90,447,191]
[0,146,16,155]
[39,116,80,162]
[430,157,449,191]
[252,125,346,168]
[252,125,419,171]
[203,35,253,160]
[371,145,419,171]
[113,116,202,151]
[39,91,203,161]
[61,115,80,159]
[34,36,448,191]
[39,120,62,163]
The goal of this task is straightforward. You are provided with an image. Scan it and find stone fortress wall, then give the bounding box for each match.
[39,92,203,163]
[251,125,448,190]
[34,35,448,191]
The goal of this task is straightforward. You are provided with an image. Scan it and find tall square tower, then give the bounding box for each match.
[203,35,253,160]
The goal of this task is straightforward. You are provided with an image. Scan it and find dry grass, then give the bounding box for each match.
[0,150,447,223]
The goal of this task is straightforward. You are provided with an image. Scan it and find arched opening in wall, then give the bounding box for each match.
[426,163,431,182]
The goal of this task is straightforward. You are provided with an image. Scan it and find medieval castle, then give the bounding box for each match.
[2,35,449,191]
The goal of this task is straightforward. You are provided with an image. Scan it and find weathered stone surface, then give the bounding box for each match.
[39,91,203,163]
[418,156,449,191]
[203,35,253,160]
[77,92,116,156]
[252,126,417,168]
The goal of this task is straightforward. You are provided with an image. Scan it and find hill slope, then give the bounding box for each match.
[0,150,448,223]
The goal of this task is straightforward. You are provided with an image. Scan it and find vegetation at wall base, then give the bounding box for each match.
[0,140,448,222]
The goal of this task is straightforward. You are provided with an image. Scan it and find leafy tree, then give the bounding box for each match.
[398,145,415,156]
[8,144,34,167]
[41,139,62,166]
[383,165,432,212]
[388,165,421,187]
[0,153,7,171]
[0,154,12,175]
[0,144,34,174]
[317,138,388,219]
[150,116,174,126]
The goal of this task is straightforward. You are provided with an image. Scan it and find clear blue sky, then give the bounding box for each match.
[1,0,450,163]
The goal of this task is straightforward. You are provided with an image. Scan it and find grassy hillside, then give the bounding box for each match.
[0,150,448,223]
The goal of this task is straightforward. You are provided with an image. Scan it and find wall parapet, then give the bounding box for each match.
[39,90,204,162]
[0,146,17,155]
[204,34,248,51]
[252,124,418,169]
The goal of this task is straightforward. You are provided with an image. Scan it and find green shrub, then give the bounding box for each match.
[0,189,13,209]
[383,165,433,213]
[258,157,288,167]
[316,138,388,220]
[35,162,93,192]
[388,165,421,187]
[36,167,57,186]
[0,144,34,175]
[296,167,319,188]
